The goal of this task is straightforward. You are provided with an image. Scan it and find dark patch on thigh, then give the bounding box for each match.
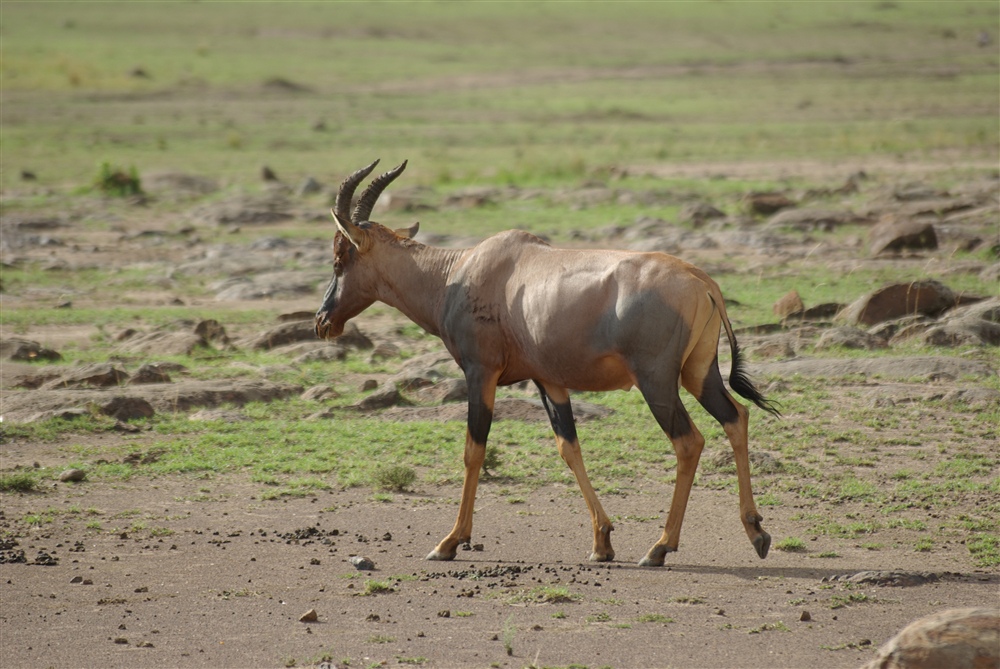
[648,400,693,440]
[696,361,739,426]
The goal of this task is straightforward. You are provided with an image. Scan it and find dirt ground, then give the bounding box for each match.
[1,159,998,669]
[0,473,997,669]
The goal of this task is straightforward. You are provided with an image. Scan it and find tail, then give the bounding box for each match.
[713,291,781,417]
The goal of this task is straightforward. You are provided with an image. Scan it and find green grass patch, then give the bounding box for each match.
[0,471,39,493]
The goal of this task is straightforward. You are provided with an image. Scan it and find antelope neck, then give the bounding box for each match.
[375,242,462,337]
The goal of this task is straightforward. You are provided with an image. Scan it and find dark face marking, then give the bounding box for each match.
[316,232,358,322]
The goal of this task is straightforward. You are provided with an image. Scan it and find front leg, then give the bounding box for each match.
[427,369,498,561]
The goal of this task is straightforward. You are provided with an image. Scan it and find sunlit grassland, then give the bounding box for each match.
[2,1,996,190]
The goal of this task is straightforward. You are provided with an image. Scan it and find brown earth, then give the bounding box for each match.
[1,161,998,669]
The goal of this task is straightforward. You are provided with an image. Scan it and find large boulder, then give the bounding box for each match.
[838,280,957,326]
[869,217,938,255]
[860,607,999,669]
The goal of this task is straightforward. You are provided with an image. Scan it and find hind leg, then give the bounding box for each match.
[635,371,706,567]
[683,352,770,559]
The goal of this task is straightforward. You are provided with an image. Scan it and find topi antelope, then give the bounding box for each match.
[315,160,780,566]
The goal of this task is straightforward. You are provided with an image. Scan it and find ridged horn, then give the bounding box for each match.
[352,160,408,223]
[334,159,380,224]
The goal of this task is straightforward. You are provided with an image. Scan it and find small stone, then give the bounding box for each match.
[70,576,83,584]
[136,641,154,648]
[773,290,805,319]
[800,610,812,622]
[437,610,451,618]
[59,469,86,483]
[350,556,375,571]
[299,609,318,623]
[113,637,128,645]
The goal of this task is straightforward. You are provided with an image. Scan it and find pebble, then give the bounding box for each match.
[350,556,375,571]
[800,610,812,622]
[59,469,86,483]
[299,609,318,623]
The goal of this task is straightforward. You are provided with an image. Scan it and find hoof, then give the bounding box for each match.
[638,545,674,567]
[425,549,456,561]
[589,551,615,562]
[753,531,771,559]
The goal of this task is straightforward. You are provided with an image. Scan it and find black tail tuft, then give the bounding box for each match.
[728,342,781,417]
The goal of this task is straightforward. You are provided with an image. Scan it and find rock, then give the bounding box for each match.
[710,450,781,474]
[796,303,845,321]
[773,290,805,319]
[766,208,864,232]
[838,280,957,326]
[860,607,999,669]
[34,551,58,566]
[246,320,319,350]
[869,218,938,255]
[336,322,375,350]
[299,609,319,623]
[419,378,468,403]
[290,343,347,363]
[213,271,324,301]
[143,172,218,197]
[815,327,886,351]
[742,337,797,360]
[189,192,294,226]
[193,319,231,347]
[369,341,400,361]
[301,385,340,401]
[832,571,940,587]
[350,556,375,571]
[118,331,207,356]
[800,611,811,622]
[126,364,173,385]
[678,202,726,226]
[745,192,795,216]
[357,384,406,411]
[44,363,129,389]
[188,409,248,422]
[0,338,62,362]
[59,469,87,483]
[750,356,993,381]
[922,320,1000,347]
[297,177,323,196]
[940,388,1000,409]
[99,396,155,421]
[3,379,302,423]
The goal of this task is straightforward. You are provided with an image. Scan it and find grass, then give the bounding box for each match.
[359,579,397,597]
[0,472,39,493]
[774,537,807,553]
[2,2,996,191]
[371,464,417,492]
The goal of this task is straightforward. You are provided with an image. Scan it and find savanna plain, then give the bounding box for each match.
[1,3,998,669]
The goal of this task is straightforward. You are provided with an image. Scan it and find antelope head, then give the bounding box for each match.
[315,159,417,340]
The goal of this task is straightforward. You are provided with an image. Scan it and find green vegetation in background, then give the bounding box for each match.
[2,1,996,189]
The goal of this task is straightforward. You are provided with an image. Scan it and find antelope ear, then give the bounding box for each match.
[332,210,370,251]
[396,221,419,239]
